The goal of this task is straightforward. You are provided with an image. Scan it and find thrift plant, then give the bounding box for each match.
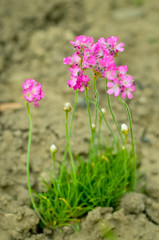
[23,35,136,230]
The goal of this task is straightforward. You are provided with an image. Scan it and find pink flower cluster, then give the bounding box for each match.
[64,35,136,99]
[22,79,44,107]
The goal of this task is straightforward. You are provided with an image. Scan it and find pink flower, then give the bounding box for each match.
[121,85,136,99]
[72,53,81,65]
[22,79,44,107]
[63,56,73,65]
[91,38,108,58]
[120,74,133,88]
[99,55,114,68]
[70,35,94,57]
[107,79,121,97]
[116,42,124,52]
[22,79,36,89]
[63,53,81,66]
[104,68,116,80]
[106,36,124,55]
[67,71,90,92]
[67,75,77,88]
[118,65,128,74]
[75,73,90,92]
[98,56,116,78]
[69,65,81,76]
[64,35,135,99]
[70,35,94,47]
[83,49,96,68]
[23,87,34,102]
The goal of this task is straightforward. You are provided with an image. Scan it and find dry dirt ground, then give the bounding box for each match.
[0,0,159,239]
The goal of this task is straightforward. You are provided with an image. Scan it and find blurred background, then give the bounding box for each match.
[0,0,159,239]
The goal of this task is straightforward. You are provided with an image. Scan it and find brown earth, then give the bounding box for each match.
[0,0,159,239]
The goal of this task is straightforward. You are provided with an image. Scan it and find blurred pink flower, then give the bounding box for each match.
[107,80,121,97]
[22,79,44,107]
[121,85,136,99]
[106,36,124,55]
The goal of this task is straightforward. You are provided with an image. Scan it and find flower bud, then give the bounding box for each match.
[121,123,129,135]
[63,102,72,112]
[91,123,96,130]
[50,144,57,153]
[101,108,106,115]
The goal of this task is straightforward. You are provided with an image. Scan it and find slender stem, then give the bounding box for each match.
[93,74,98,125]
[92,74,98,155]
[68,91,78,138]
[68,145,76,181]
[26,102,47,225]
[118,97,136,189]
[118,97,135,155]
[65,111,76,182]
[86,94,118,148]
[81,57,96,154]
[52,152,57,179]
[85,87,94,150]
[60,91,78,178]
[125,134,128,145]
[97,114,102,152]
[106,79,124,146]
[80,58,83,70]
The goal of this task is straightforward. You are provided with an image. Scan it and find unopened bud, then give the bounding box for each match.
[101,108,106,115]
[121,123,129,135]
[91,123,96,130]
[63,102,72,112]
[50,144,57,153]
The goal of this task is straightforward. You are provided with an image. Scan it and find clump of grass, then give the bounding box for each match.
[35,144,134,229]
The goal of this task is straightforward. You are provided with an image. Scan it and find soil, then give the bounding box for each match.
[0,0,159,239]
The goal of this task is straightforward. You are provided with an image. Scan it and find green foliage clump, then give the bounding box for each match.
[35,145,134,229]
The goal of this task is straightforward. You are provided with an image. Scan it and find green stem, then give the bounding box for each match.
[26,102,47,225]
[60,91,78,178]
[80,57,96,154]
[52,152,57,179]
[93,74,98,125]
[97,114,102,153]
[86,94,118,148]
[65,111,76,182]
[92,74,99,155]
[125,134,128,145]
[118,97,135,155]
[69,91,78,138]
[62,111,76,181]
[118,97,136,189]
[80,58,83,70]
[106,79,124,146]
[85,87,94,151]
[68,145,76,182]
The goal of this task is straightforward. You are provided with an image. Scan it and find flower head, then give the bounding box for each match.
[22,79,44,107]
[106,36,124,56]
[101,108,106,115]
[67,71,90,92]
[107,79,121,97]
[70,35,94,57]
[64,35,135,99]
[63,102,72,112]
[91,123,96,130]
[50,144,57,153]
[121,123,129,135]
[121,85,136,99]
